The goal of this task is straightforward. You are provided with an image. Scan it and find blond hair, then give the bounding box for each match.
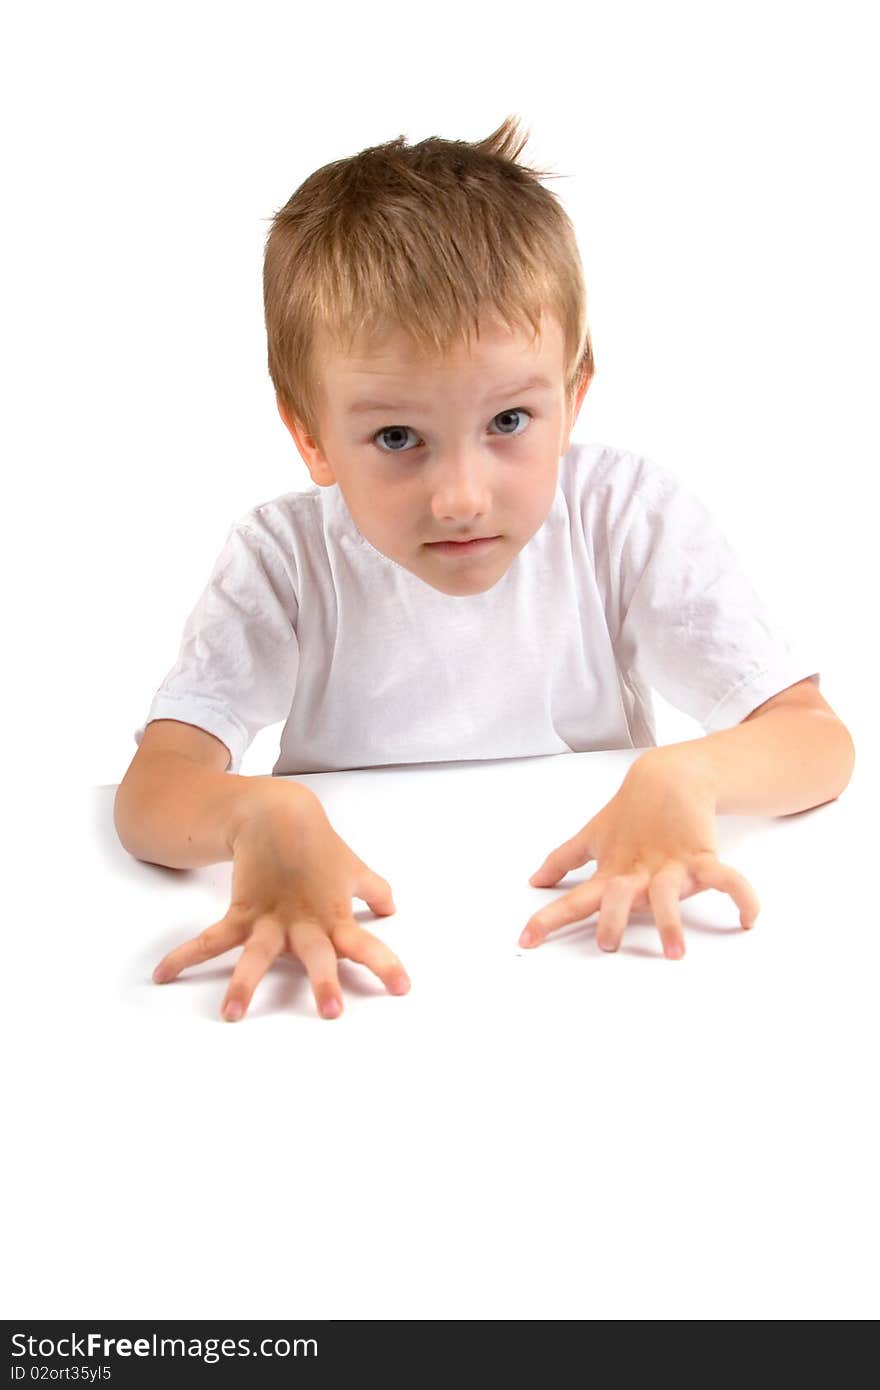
[263,116,594,448]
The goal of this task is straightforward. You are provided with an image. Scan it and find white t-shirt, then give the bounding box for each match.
[135,441,820,776]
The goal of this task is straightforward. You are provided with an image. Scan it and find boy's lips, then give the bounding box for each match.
[428,534,496,543]
[426,535,501,555]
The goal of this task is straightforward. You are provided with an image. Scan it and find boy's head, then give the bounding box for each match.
[263,117,594,596]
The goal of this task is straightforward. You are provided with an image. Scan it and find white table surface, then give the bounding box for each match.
[8,748,877,1320]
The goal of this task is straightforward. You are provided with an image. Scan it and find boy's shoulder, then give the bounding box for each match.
[234,481,323,534]
[561,438,681,523]
[563,437,676,485]
[217,483,328,567]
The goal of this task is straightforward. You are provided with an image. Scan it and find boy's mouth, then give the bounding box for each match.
[425,536,501,556]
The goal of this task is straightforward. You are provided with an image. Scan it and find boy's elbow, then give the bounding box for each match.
[824,714,856,800]
[113,776,146,858]
[840,719,856,790]
[113,759,165,860]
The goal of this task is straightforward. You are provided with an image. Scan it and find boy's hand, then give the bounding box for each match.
[152,789,410,1021]
[519,751,761,959]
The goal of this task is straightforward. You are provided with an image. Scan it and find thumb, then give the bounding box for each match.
[529,824,596,886]
[358,867,397,917]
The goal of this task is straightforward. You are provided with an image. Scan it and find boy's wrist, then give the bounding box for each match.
[627,744,719,807]
[226,776,320,855]
[628,707,854,817]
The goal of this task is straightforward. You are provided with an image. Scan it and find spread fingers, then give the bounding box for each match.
[329,920,411,996]
[288,921,347,1020]
[152,911,247,984]
[220,918,285,1022]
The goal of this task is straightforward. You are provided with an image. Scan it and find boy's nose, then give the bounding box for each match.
[430,457,493,519]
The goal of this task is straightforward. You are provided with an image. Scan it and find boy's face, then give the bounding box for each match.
[277,313,591,596]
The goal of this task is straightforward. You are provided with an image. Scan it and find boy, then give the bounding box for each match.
[114,117,855,1023]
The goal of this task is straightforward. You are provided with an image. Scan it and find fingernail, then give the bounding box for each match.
[223,1000,243,1021]
[152,965,169,983]
[321,998,341,1019]
[519,928,535,947]
[392,974,411,993]
[666,943,684,960]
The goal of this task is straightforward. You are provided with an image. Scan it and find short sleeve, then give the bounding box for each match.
[610,458,821,733]
[134,521,300,774]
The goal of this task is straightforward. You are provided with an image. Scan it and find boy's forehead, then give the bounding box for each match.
[317,315,565,391]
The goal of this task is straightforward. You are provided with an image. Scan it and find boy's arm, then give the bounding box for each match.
[519,684,855,958]
[639,679,855,816]
[114,719,313,869]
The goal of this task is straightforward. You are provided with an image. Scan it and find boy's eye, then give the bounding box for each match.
[371,408,533,454]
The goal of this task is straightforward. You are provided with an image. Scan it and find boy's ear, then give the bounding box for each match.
[561,368,593,454]
[275,393,336,486]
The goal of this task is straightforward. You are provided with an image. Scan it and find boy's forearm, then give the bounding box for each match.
[114,752,312,869]
[638,707,856,817]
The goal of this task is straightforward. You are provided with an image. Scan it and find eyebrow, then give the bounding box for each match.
[343,374,556,416]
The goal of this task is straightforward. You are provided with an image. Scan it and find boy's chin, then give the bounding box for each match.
[411,550,512,596]
[423,575,503,597]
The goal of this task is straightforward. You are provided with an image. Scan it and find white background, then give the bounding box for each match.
[3,0,877,1323]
